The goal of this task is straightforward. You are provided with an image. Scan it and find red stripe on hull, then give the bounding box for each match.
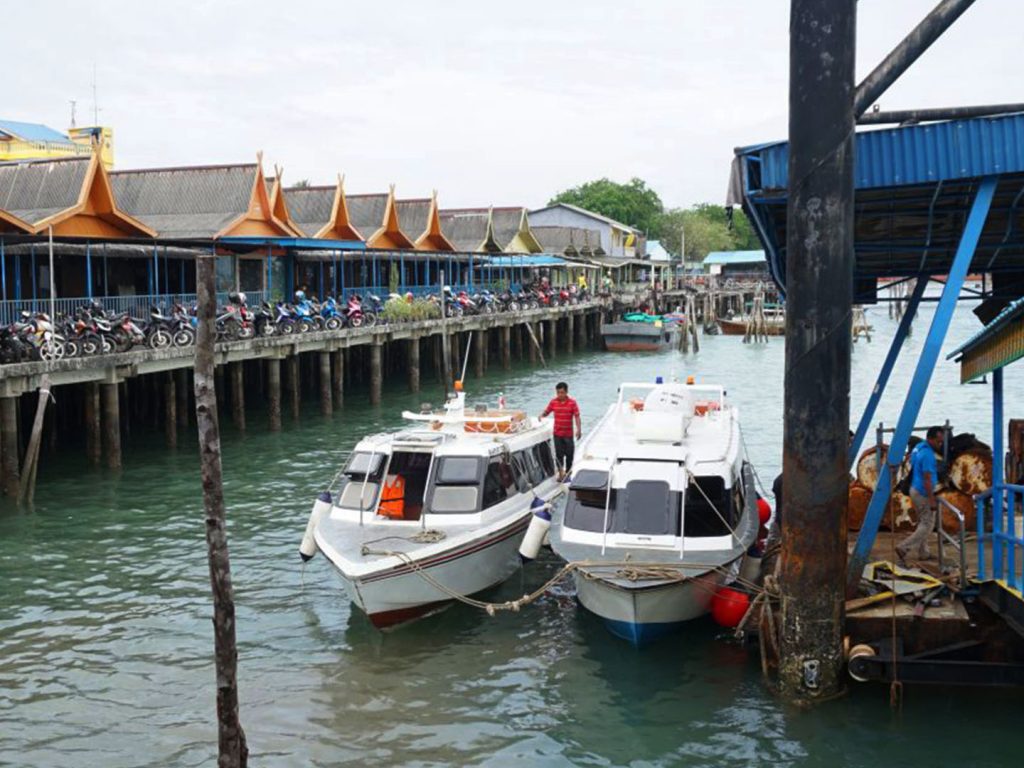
[604,342,668,352]
[368,600,451,629]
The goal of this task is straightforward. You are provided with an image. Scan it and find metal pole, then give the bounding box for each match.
[848,176,998,592]
[778,0,856,704]
[853,0,977,116]
[48,227,56,321]
[848,277,927,467]
[858,102,1024,125]
[86,241,93,299]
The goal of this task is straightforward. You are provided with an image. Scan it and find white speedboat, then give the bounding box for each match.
[300,391,564,629]
[550,380,759,645]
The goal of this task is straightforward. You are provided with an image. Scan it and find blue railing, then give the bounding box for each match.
[0,292,267,324]
[976,483,1024,592]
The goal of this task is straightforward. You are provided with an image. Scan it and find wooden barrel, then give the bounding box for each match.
[937,488,977,534]
[948,448,993,496]
[848,482,872,531]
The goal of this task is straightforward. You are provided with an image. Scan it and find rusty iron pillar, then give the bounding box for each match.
[778,0,857,704]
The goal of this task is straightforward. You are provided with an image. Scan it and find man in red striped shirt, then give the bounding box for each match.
[540,382,581,477]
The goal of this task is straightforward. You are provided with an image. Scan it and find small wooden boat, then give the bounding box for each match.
[299,391,564,628]
[718,309,785,336]
[601,318,679,352]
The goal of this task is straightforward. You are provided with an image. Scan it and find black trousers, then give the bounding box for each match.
[554,436,575,474]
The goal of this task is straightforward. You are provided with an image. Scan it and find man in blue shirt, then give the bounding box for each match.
[897,426,944,565]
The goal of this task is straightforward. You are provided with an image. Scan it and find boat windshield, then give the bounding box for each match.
[565,471,682,536]
[337,451,386,510]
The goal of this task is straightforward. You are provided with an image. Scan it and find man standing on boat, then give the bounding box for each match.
[897,426,944,565]
[540,382,581,478]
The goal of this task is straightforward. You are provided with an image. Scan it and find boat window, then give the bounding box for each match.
[684,476,733,536]
[338,481,380,511]
[435,457,481,484]
[535,442,556,477]
[609,480,678,536]
[564,471,612,532]
[523,448,546,485]
[509,451,532,492]
[429,456,483,514]
[336,451,386,510]
[430,487,479,514]
[482,458,516,509]
[344,451,385,481]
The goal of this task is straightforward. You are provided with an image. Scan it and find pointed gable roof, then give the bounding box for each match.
[285,175,363,241]
[492,207,542,254]
[111,155,295,239]
[397,192,455,252]
[438,207,503,253]
[349,185,415,249]
[0,207,33,233]
[267,167,303,237]
[0,154,154,238]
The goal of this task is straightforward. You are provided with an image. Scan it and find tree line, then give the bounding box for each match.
[548,177,761,262]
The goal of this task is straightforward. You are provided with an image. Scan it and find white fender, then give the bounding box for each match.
[300,491,333,562]
[519,497,552,562]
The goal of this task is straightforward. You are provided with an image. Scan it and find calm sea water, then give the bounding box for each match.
[1,297,1021,767]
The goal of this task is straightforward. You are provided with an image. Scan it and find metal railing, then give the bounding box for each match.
[975,483,1024,592]
[936,495,967,585]
[0,292,267,324]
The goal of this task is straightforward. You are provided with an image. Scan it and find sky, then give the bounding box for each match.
[4,1,1019,210]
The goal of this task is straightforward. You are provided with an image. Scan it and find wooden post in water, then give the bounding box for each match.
[408,337,420,393]
[778,0,856,705]
[165,372,177,449]
[0,396,18,497]
[18,376,51,504]
[266,358,282,432]
[474,330,485,378]
[369,341,383,405]
[286,355,300,421]
[331,350,344,408]
[546,319,557,359]
[566,314,575,355]
[85,382,101,465]
[318,352,333,416]
[102,382,122,470]
[193,253,248,768]
[501,326,511,370]
[176,369,190,430]
[230,363,245,431]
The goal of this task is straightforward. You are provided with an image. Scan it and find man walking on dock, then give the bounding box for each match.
[897,426,944,565]
[540,382,581,478]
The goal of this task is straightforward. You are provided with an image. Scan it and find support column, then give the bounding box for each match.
[319,352,333,416]
[286,355,300,421]
[370,342,383,405]
[778,0,856,704]
[408,337,421,394]
[433,336,443,383]
[546,318,557,359]
[102,382,121,470]
[176,369,189,429]
[331,350,344,409]
[566,314,575,355]
[85,382,101,466]
[474,330,485,378]
[230,362,245,431]
[577,311,587,349]
[1,396,20,497]
[501,326,511,370]
[165,372,177,448]
[267,358,282,432]
[528,324,537,364]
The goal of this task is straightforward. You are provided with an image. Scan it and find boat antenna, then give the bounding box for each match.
[459,328,472,385]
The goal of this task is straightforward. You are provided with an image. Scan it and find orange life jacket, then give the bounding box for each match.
[378,474,406,519]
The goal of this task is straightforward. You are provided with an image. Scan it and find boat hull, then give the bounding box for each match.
[601,322,677,352]
[330,515,531,629]
[574,566,732,645]
[603,339,672,352]
[718,318,784,336]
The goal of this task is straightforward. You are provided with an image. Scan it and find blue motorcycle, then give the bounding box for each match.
[319,296,343,331]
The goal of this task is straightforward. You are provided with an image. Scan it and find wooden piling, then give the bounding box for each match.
[286,355,300,421]
[319,352,333,416]
[165,372,177,448]
[408,337,421,393]
[501,325,511,370]
[474,330,485,378]
[230,362,245,431]
[547,319,557,359]
[0,396,19,497]
[566,314,575,355]
[370,341,382,405]
[331,350,344,408]
[267,358,282,432]
[102,381,121,469]
[176,369,189,429]
[84,382,101,466]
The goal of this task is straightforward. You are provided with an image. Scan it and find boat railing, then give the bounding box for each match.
[600,454,617,555]
[616,382,726,413]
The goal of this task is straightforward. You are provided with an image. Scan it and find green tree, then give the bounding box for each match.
[549,177,664,234]
[651,203,761,263]
[292,179,312,189]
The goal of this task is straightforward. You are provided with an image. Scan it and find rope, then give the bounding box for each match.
[686,469,744,548]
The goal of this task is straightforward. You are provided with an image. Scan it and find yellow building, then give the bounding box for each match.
[0,119,114,169]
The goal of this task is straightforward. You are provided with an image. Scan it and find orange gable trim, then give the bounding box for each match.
[0,208,33,234]
[34,153,156,239]
[315,175,364,241]
[217,153,301,239]
[268,166,304,237]
[414,190,455,252]
[365,184,416,250]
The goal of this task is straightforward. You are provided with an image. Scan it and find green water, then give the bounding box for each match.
[1,302,1022,767]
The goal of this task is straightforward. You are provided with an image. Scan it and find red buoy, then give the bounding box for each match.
[756,498,772,525]
[710,587,750,628]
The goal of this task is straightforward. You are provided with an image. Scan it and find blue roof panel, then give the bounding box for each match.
[485,254,569,267]
[0,120,72,144]
[703,250,766,265]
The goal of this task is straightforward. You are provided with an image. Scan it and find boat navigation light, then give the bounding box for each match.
[655,376,664,384]
[686,375,695,385]
[454,380,464,392]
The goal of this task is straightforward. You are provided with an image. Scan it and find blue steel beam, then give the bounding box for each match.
[848,276,928,468]
[847,175,998,594]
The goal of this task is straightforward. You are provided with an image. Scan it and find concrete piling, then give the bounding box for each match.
[85,382,101,466]
[370,341,383,405]
[566,314,575,355]
[1,396,20,497]
[176,369,189,429]
[501,326,511,370]
[547,319,557,359]
[319,352,333,416]
[102,382,121,469]
[286,355,300,421]
[165,372,177,448]
[267,358,282,432]
[474,330,485,378]
[408,337,421,393]
[331,349,344,407]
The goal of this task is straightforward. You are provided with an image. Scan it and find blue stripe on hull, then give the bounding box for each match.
[603,618,686,646]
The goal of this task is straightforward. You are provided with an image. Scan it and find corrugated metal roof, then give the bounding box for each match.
[395,199,430,239]
[347,193,387,237]
[484,254,569,267]
[529,202,638,233]
[743,112,1024,193]
[703,250,766,265]
[111,164,255,239]
[285,186,334,237]
[438,210,493,252]
[0,157,89,225]
[0,119,72,144]
[948,296,1024,360]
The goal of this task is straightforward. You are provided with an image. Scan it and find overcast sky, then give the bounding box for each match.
[5,1,1018,210]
